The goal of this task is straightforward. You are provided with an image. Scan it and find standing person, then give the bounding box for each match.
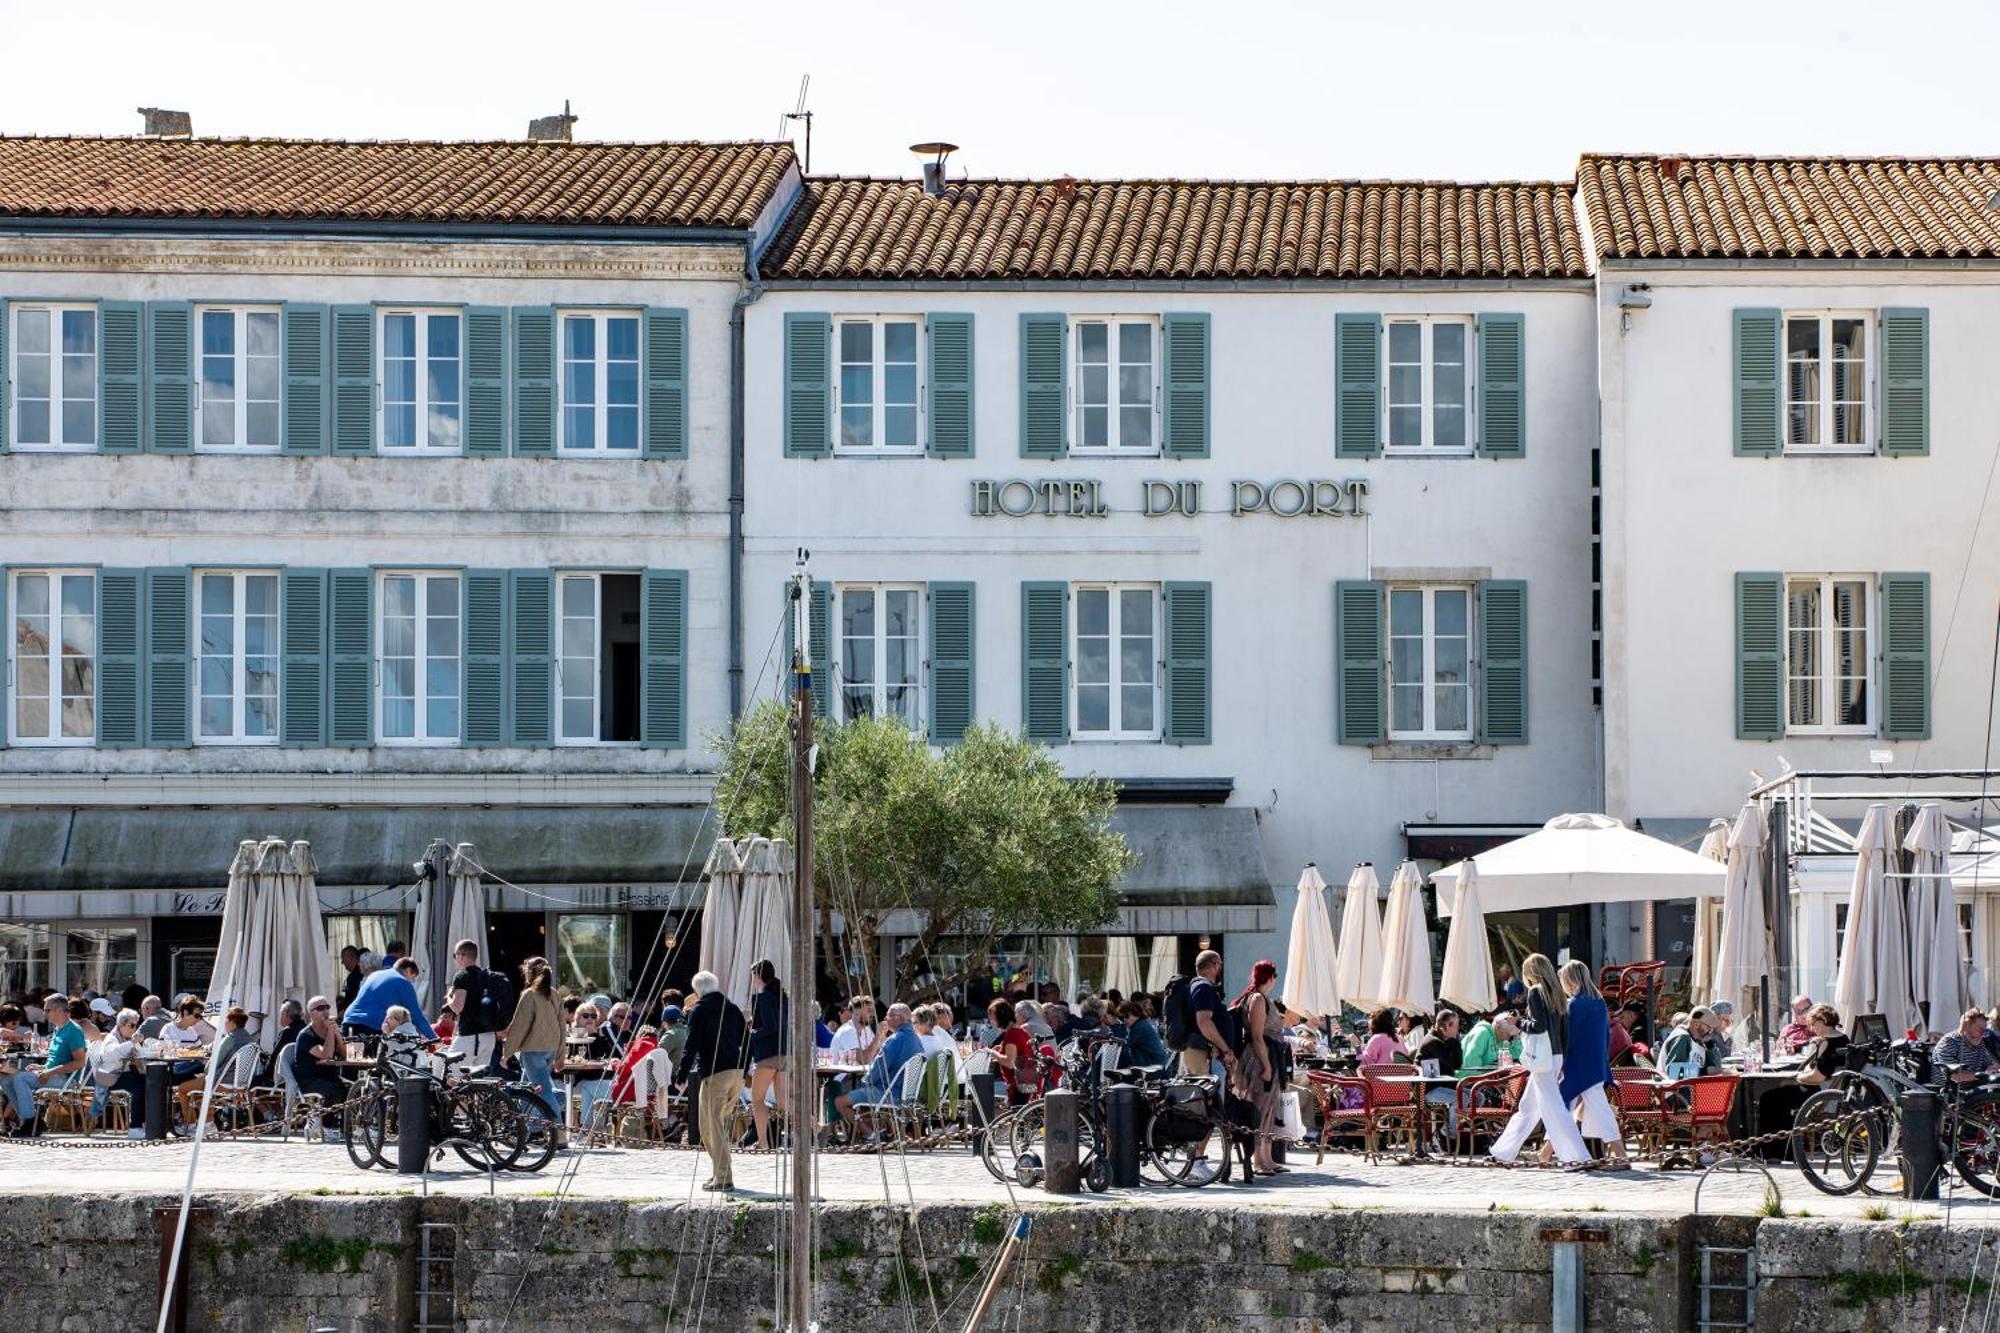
[676,971,748,1192]
[502,957,562,1114]
[1558,960,1628,1167]
[1229,961,1284,1176]
[440,940,499,1070]
[291,996,347,1139]
[1182,950,1238,1081]
[337,947,365,1017]
[343,959,436,1043]
[745,960,790,1151]
[1488,953,1590,1169]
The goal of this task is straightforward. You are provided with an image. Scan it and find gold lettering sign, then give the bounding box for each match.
[971,478,1365,518]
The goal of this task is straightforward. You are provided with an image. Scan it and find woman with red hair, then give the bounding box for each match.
[1229,960,1285,1176]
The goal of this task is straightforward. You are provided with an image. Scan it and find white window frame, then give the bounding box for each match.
[8,568,96,747]
[1382,316,1477,455]
[194,569,281,747]
[1386,584,1476,741]
[1783,310,1874,456]
[1071,582,1162,741]
[56,920,143,995]
[1070,316,1160,456]
[376,570,462,748]
[835,582,925,727]
[8,303,97,452]
[377,308,464,455]
[553,572,639,747]
[833,315,926,456]
[1784,573,1874,736]
[194,304,283,454]
[557,310,642,456]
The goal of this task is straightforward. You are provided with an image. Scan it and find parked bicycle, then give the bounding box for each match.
[1794,1038,2000,1198]
[343,1042,558,1174]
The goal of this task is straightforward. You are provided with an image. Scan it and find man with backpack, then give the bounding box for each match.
[441,939,500,1070]
[1164,950,1238,1080]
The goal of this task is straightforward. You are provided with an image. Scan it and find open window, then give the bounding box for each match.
[557,572,642,744]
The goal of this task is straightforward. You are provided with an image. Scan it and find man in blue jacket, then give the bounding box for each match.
[341,958,436,1042]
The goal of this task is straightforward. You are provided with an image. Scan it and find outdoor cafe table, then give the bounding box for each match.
[1370,1072,1462,1158]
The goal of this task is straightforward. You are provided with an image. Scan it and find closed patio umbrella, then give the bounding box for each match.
[1145,936,1178,994]
[238,836,289,1027]
[1103,937,1142,997]
[1690,817,1731,1003]
[1281,864,1343,1019]
[698,837,743,992]
[1333,863,1385,1011]
[204,840,260,1015]
[444,844,490,963]
[1906,803,1969,1033]
[1834,804,1917,1035]
[734,836,793,1010]
[1045,936,1079,1002]
[1710,804,1773,1019]
[1376,861,1435,1015]
[269,841,334,1050]
[1438,858,1496,1013]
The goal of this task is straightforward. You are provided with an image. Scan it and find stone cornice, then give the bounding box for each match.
[0,234,747,281]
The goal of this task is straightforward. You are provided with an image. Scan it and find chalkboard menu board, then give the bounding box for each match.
[171,947,216,999]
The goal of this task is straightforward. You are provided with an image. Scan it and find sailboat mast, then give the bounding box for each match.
[786,558,817,1333]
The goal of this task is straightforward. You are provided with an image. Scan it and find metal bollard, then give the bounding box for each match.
[396,1073,431,1175]
[144,1062,172,1141]
[1042,1089,1080,1194]
[968,1072,998,1151]
[1103,1084,1142,1188]
[1900,1088,1943,1199]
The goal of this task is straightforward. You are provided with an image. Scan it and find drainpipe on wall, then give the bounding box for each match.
[728,250,766,721]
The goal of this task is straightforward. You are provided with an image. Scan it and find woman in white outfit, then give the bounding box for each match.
[1488,953,1591,1168]
[1557,959,1628,1167]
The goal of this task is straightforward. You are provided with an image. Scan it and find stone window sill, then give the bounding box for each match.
[1369,742,1495,761]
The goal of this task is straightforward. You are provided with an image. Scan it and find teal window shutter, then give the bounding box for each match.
[99,301,143,454]
[0,299,9,453]
[330,306,374,456]
[1732,309,1781,457]
[927,581,975,743]
[0,573,7,741]
[1163,580,1212,744]
[145,567,191,748]
[641,568,689,748]
[146,301,193,454]
[1334,580,1384,744]
[281,569,327,746]
[512,308,556,458]
[1161,313,1211,460]
[1020,581,1068,742]
[1477,580,1529,744]
[783,312,831,459]
[327,569,373,746]
[509,570,554,744]
[282,303,329,456]
[1880,571,1931,740]
[1880,308,1930,457]
[1335,313,1382,459]
[96,570,143,747]
[1476,313,1526,459]
[1735,572,1783,739]
[463,307,507,459]
[642,307,689,460]
[1019,314,1067,459]
[927,313,975,459]
[462,570,508,745]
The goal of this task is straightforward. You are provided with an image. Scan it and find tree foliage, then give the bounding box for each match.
[711,701,1132,998]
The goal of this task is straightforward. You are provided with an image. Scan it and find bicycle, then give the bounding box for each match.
[344,1044,558,1173]
[1792,1037,1927,1196]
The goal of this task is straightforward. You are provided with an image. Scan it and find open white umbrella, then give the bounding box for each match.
[1376,861,1435,1015]
[1333,863,1385,1011]
[698,837,744,992]
[1711,804,1773,1017]
[1145,936,1178,994]
[1834,804,1917,1035]
[1690,817,1731,1002]
[1907,803,1970,1033]
[1433,813,1726,916]
[1281,864,1343,1019]
[1103,937,1143,997]
[1438,858,1496,1013]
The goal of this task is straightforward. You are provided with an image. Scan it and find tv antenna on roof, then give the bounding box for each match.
[780,74,813,173]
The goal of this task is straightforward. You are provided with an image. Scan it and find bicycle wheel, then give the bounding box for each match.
[1145,1111,1227,1188]
[1010,1103,1101,1181]
[1792,1089,1878,1195]
[977,1106,1028,1185]
[1951,1099,2000,1198]
[344,1082,395,1171]
[503,1086,559,1173]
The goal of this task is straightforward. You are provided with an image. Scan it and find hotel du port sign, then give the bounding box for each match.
[969,477,1368,519]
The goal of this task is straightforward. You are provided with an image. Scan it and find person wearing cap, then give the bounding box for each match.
[88,997,118,1022]
[656,1004,688,1080]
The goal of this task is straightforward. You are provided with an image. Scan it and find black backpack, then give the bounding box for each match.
[481,968,516,1031]
[1161,975,1194,1051]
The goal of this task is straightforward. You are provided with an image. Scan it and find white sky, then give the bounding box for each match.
[3,0,1996,182]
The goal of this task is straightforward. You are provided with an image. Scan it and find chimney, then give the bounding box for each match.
[137,107,192,137]
[909,141,959,197]
[528,99,577,142]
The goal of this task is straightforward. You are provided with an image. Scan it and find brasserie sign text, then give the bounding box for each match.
[969,478,1367,519]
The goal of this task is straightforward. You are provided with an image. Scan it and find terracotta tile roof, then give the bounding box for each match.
[763,177,1590,281]
[0,136,797,230]
[1578,153,2000,261]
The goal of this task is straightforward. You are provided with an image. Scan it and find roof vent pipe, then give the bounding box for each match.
[138,108,192,137]
[911,141,959,197]
[529,100,577,142]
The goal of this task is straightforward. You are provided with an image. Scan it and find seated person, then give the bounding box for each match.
[1608,1002,1641,1066]
[1795,1005,1848,1087]
[1458,1009,1521,1076]
[836,1004,922,1130]
[8,995,86,1137]
[1416,1009,1465,1139]
[379,1006,434,1076]
[559,1003,618,1129]
[1779,995,1815,1052]
[1658,1008,1724,1078]
[162,997,217,1127]
[610,1025,663,1107]
[292,996,348,1136]
[1935,1007,2000,1085]
[91,1008,147,1136]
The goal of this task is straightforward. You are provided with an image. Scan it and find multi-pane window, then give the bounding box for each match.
[196,571,279,744]
[378,572,460,745]
[198,306,281,451]
[838,584,922,726]
[1786,576,1871,732]
[1785,314,1869,451]
[9,305,97,450]
[1074,584,1158,739]
[1388,586,1473,740]
[835,317,923,452]
[9,570,94,745]
[556,572,641,744]
[1073,319,1156,453]
[1385,317,1474,452]
[560,312,640,453]
[380,310,462,453]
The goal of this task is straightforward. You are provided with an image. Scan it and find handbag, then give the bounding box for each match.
[1520,1030,1554,1074]
[1276,1089,1306,1143]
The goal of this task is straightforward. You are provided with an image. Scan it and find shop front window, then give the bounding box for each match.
[324,913,402,994]
[62,926,138,995]
[554,914,626,995]
[0,923,50,996]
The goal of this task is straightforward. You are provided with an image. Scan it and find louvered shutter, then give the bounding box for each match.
[0,301,9,453]
[1019,314,1067,459]
[329,306,374,456]
[146,302,193,454]
[146,567,191,748]
[281,569,327,746]
[783,312,831,459]
[643,307,688,460]
[512,308,556,458]
[96,570,143,747]
[1880,572,1931,740]
[1335,313,1382,459]
[0,574,7,741]
[1735,572,1783,740]
[99,301,143,454]
[641,568,688,748]
[1161,313,1211,460]
[1163,581,1212,744]
[1334,580,1384,744]
[1880,308,1930,457]
[927,582,975,743]
[1732,309,1781,457]
[462,570,508,746]
[1477,580,1528,744]
[463,307,507,459]
[509,570,554,745]
[927,313,974,459]
[282,303,329,455]
[327,569,373,746]
[1020,582,1068,742]
[1476,312,1526,459]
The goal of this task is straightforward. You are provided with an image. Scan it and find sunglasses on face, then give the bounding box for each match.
[310,1005,332,1014]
